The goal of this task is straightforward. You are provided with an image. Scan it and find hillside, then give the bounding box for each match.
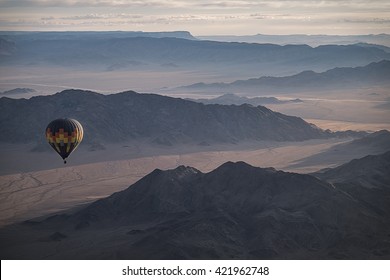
[0,89,331,147]
[315,150,390,186]
[181,60,390,93]
[288,130,390,170]
[314,151,390,217]
[1,156,389,259]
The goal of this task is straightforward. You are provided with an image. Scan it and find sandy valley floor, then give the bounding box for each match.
[0,137,362,227]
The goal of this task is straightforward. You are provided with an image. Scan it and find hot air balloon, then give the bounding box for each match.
[45,118,83,164]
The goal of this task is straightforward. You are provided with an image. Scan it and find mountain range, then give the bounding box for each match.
[189,93,303,106]
[180,60,390,94]
[0,89,334,147]
[1,151,389,259]
[199,34,390,48]
[1,32,389,76]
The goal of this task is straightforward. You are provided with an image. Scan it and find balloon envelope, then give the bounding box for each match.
[45,118,83,163]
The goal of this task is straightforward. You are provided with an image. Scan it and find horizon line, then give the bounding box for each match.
[0,30,389,37]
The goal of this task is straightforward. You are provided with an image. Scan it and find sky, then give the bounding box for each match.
[0,0,389,35]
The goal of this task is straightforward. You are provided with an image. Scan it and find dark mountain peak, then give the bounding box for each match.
[208,161,329,194]
[71,161,335,230]
[313,150,390,220]
[53,89,103,98]
[174,164,201,173]
[212,160,276,174]
[216,160,253,168]
[335,150,390,171]
[29,89,106,110]
[314,150,390,185]
[162,165,201,180]
[111,90,139,97]
[3,156,390,259]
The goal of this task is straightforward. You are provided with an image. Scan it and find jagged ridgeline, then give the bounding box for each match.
[0,89,332,146]
[1,152,389,259]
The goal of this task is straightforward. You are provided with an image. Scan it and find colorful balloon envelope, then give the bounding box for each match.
[45,118,83,164]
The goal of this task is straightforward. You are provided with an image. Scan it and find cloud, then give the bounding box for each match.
[1,0,389,34]
[2,0,386,9]
[41,16,55,21]
[60,14,111,20]
[344,18,390,24]
[33,12,303,25]
[0,0,172,8]
[42,13,250,24]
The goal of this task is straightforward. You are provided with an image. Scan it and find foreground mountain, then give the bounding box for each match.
[315,150,390,186]
[1,154,389,259]
[0,89,332,147]
[314,151,390,218]
[181,60,390,94]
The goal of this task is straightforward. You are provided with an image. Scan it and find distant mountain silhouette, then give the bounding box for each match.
[0,89,332,147]
[181,60,390,93]
[188,93,303,106]
[1,32,389,75]
[1,155,389,259]
[198,34,390,48]
[0,88,36,96]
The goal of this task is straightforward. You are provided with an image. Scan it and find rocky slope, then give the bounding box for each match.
[0,89,330,147]
[1,155,389,259]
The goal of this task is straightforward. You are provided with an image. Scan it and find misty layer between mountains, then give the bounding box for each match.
[1,31,390,93]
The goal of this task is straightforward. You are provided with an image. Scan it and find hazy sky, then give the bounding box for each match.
[0,0,389,35]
